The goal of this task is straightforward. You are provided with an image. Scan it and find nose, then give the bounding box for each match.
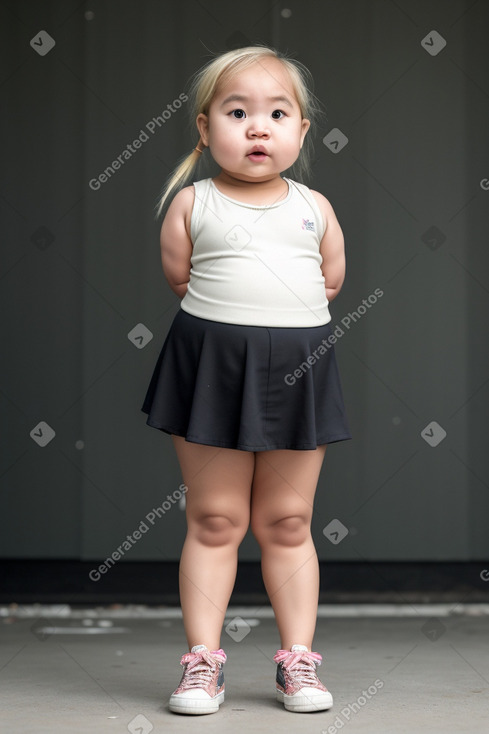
[248,120,270,139]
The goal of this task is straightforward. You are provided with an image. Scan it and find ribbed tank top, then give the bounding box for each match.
[180,177,331,327]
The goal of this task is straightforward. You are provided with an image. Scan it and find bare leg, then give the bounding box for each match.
[250,446,327,651]
[172,436,255,651]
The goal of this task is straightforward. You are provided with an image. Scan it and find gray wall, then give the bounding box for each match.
[1,0,488,563]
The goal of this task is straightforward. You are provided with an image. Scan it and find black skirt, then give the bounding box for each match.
[141,308,352,451]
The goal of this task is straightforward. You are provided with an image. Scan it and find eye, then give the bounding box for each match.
[231,109,246,119]
[271,109,286,119]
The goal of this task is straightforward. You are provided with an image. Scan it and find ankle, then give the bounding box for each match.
[188,642,222,652]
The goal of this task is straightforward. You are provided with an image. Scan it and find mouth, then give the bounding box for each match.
[247,147,269,161]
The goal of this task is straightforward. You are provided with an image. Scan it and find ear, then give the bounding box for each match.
[299,118,311,148]
[196,113,209,147]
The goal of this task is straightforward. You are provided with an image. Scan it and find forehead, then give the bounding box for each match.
[213,59,299,106]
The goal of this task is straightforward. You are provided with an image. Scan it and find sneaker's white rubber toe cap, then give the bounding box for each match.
[169,689,224,715]
[277,687,333,712]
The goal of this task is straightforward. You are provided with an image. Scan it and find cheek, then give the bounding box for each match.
[291,121,304,143]
[211,123,241,153]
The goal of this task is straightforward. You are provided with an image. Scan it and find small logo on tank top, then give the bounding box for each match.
[302,218,315,231]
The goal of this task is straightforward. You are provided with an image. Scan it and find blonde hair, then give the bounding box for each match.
[154,44,324,219]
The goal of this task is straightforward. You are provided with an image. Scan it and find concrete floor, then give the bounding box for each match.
[1,604,489,733]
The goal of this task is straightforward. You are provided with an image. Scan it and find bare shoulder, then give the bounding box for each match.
[162,185,195,239]
[171,184,195,207]
[309,189,341,227]
[168,186,195,214]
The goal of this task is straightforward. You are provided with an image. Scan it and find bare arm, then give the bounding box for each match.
[159,186,194,299]
[311,190,346,302]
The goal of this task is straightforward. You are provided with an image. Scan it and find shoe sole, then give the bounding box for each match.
[276,688,333,712]
[169,690,224,715]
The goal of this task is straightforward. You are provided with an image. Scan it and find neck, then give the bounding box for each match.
[214,170,284,192]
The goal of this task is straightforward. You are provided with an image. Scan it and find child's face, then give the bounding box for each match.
[196,58,310,182]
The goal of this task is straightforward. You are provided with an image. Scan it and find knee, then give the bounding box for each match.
[190,513,248,547]
[251,515,310,548]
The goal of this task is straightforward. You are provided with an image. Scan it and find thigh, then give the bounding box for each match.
[250,446,327,526]
[172,436,255,525]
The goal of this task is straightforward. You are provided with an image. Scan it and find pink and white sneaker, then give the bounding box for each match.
[274,644,333,712]
[169,644,226,715]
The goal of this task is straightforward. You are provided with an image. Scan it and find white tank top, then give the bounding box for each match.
[180,177,331,327]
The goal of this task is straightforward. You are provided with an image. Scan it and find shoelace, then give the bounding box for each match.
[179,648,227,690]
[273,649,323,687]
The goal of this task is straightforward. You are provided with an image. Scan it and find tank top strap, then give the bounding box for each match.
[190,178,212,243]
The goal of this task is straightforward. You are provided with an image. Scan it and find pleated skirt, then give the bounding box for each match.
[141,308,352,451]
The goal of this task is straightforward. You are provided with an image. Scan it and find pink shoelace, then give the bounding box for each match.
[178,648,227,690]
[273,649,323,687]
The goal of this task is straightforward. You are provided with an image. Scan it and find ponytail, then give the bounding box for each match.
[153,140,206,220]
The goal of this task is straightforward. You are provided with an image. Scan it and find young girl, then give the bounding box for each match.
[141,44,351,715]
